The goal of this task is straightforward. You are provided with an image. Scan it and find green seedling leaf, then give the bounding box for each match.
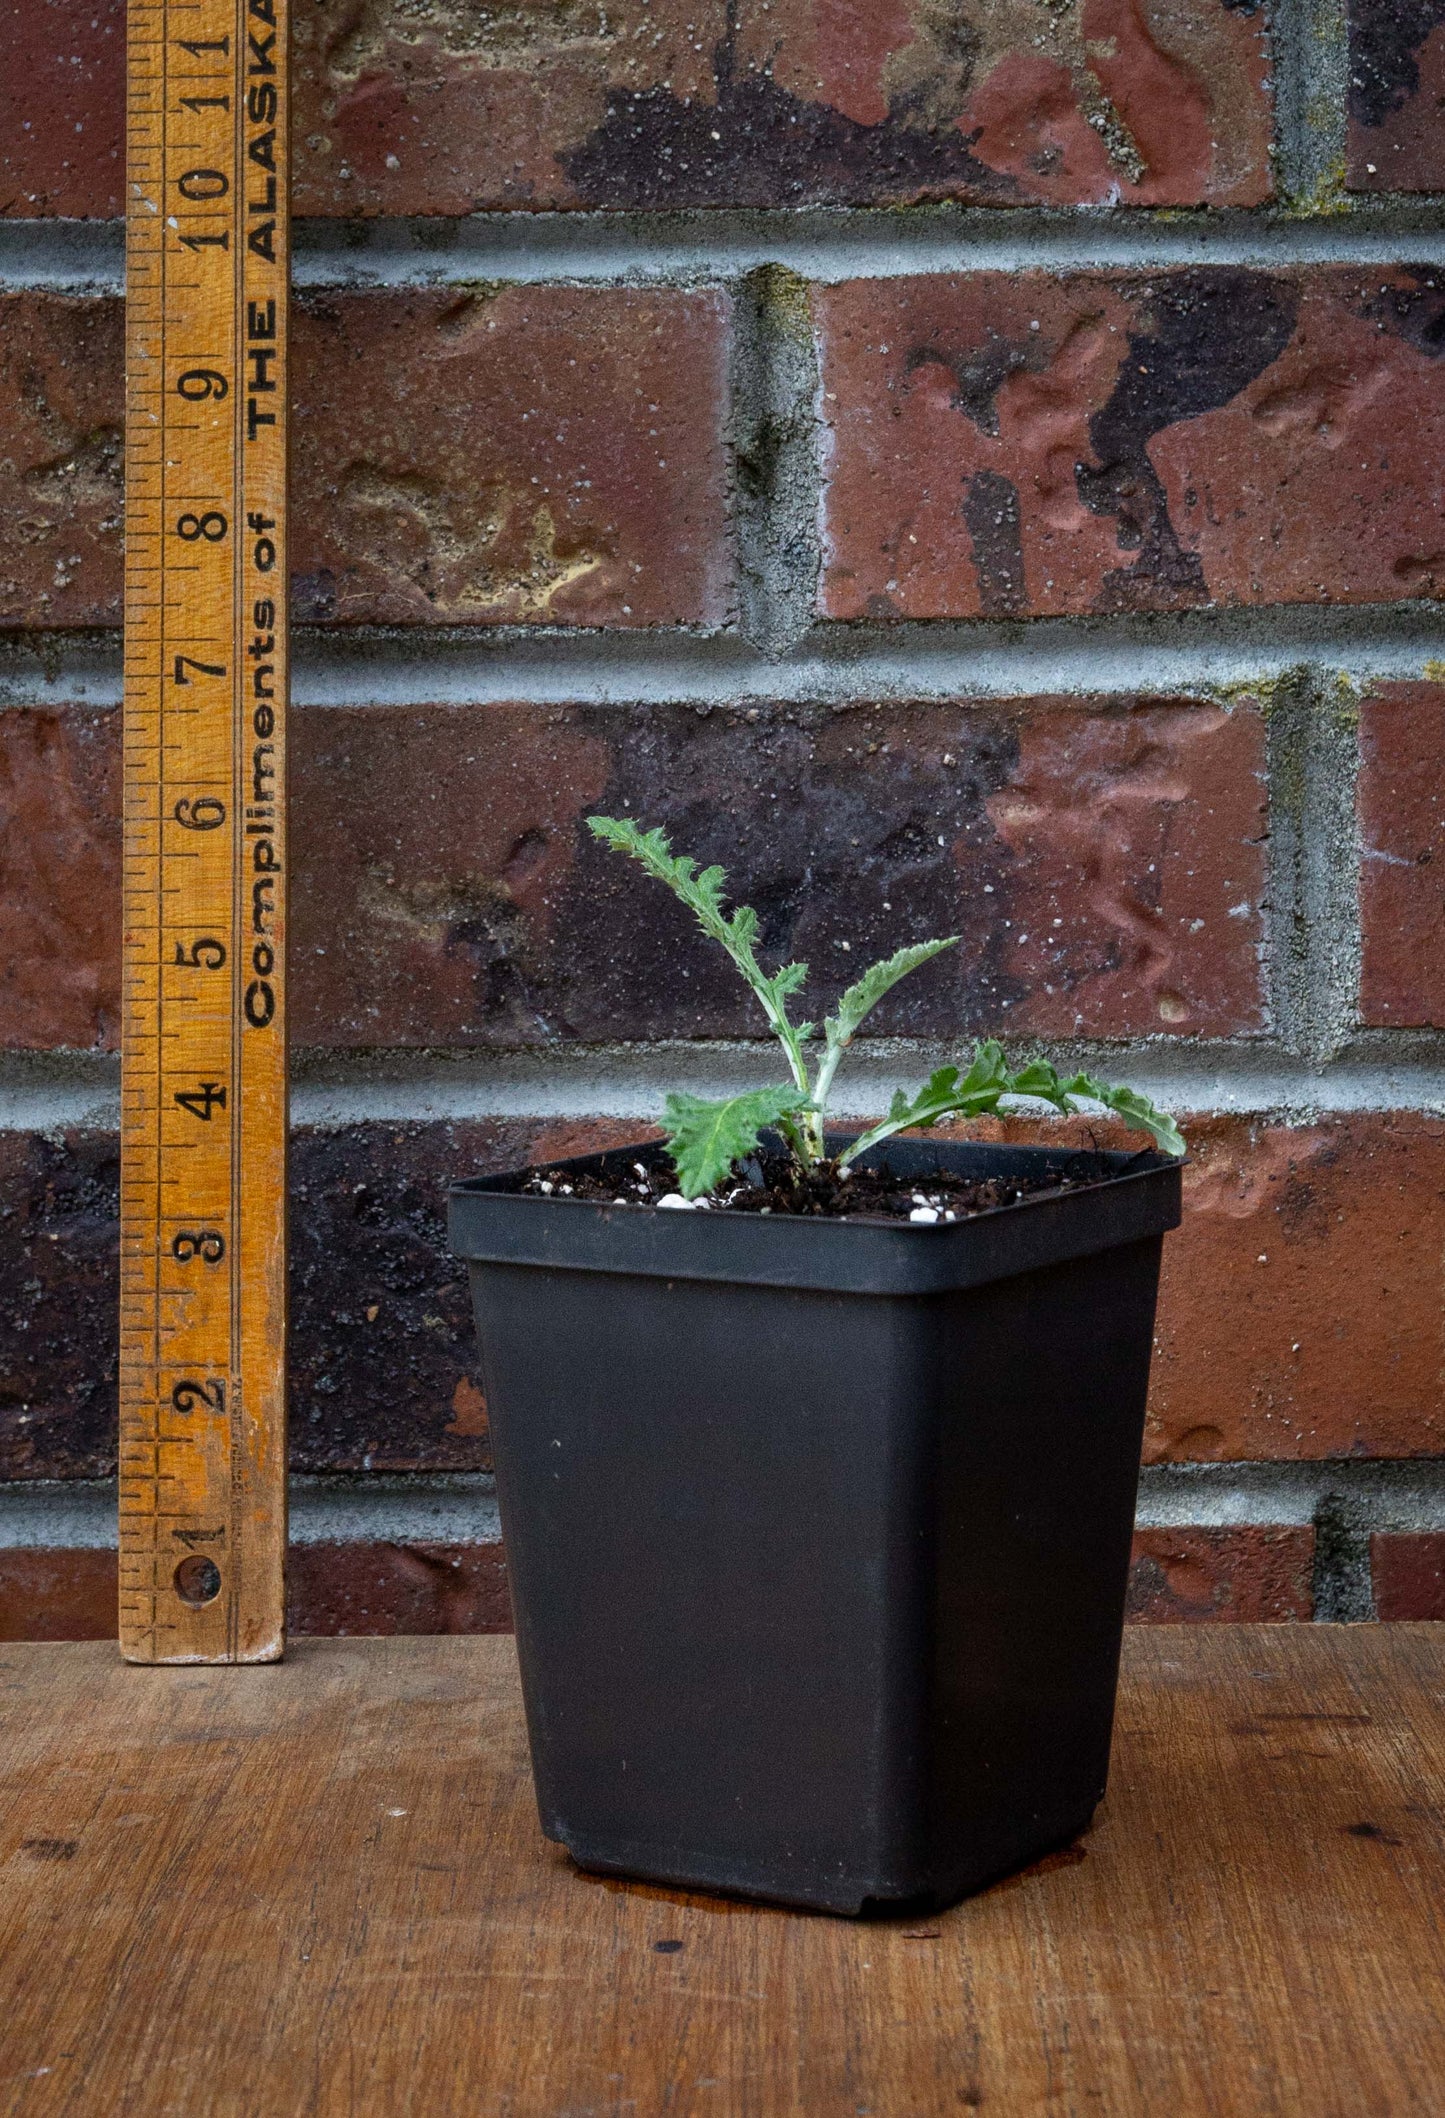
[807,937,960,1153]
[662,1085,814,1198]
[589,816,812,1093]
[1053,1074,1186,1158]
[825,938,959,1053]
[839,1046,1185,1166]
[981,1055,1184,1155]
[590,817,1184,1179]
[840,1053,1011,1165]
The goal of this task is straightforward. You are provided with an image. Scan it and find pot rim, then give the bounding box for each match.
[449,1132,1183,1296]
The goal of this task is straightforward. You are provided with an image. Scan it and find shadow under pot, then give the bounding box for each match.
[448,1131,1182,1916]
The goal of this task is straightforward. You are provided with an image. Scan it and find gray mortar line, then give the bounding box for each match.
[727,265,822,657]
[0,1476,501,1550]
[275,1046,1445,1125]
[0,220,124,290]
[1264,670,1364,1064]
[1135,1459,1445,1530]
[11,1042,1445,1132]
[3,1464,1440,1552]
[5,612,1445,711]
[1270,0,1351,212]
[8,206,1445,292]
[287,206,1445,283]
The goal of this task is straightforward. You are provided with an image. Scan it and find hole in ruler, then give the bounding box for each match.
[174,1555,222,1607]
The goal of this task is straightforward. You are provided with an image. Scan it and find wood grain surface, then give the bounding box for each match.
[1,1628,1442,2116]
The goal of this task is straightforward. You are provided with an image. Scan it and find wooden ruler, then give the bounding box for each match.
[120,0,289,1662]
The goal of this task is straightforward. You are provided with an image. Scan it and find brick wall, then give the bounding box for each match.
[3,0,1445,1636]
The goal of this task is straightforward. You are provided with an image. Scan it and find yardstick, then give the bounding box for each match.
[120,0,289,1661]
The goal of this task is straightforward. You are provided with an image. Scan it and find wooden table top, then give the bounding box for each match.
[1,1627,1442,2116]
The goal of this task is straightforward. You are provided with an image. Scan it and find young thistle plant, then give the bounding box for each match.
[589,816,1185,1200]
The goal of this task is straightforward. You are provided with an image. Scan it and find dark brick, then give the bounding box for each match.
[285,694,1269,1046]
[290,1115,651,1472]
[0,1132,122,1481]
[1358,683,1445,1028]
[0,695,1269,1052]
[1148,1115,1445,1464]
[0,1118,645,1481]
[1347,0,1445,192]
[1371,1531,1445,1619]
[1126,1527,1315,1621]
[0,0,124,216]
[12,1109,1445,1479]
[3,0,1271,219]
[289,1122,511,1476]
[288,1541,512,1635]
[0,705,120,1051]
[818,268,1445,620]
[0,289,731,630]
[291,1115,644,1470]
[0,1548,115,1640]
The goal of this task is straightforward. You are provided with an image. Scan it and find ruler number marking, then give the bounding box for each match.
[176,510,229,541]
[174,1081,227,1122]
[172,1378,226,1415]
[175,368,229,399]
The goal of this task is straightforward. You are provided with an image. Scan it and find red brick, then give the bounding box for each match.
[0,1548,115,1640]
[818,268,1445,620]
[3,0,1270,219]
[1126,1527,1315,1622]
[0,705,120,1050]
[0,289,731,630]
[288,1542,513,1635]
[0,1531,1330,1638]
[0,1542,517,1638]
[1371,1532,1445,1620]
[1147,1115,1445,1464]
[0,0,124,216]
[1347,0,1445,192]
[0,295,124,629]
[290,288,730,627]
[1358,683,1445,1029]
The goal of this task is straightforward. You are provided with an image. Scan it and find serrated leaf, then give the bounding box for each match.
[956,1039,1010,1099]
[824,938,959,1054]
[1005,1058,1064,1101]
[841,1059,1007,1164]
[662,1085,813,1198]
[590,816,812,1092]
[1055,1074,1186,1157]
[888,1065,960,1127]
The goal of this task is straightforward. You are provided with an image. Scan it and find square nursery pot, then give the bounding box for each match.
[448,1132,1182,1915]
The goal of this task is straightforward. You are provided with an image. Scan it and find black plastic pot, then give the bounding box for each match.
[448,1132,1181,1915]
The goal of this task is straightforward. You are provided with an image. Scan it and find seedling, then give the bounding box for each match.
[589,815,1185,1199]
